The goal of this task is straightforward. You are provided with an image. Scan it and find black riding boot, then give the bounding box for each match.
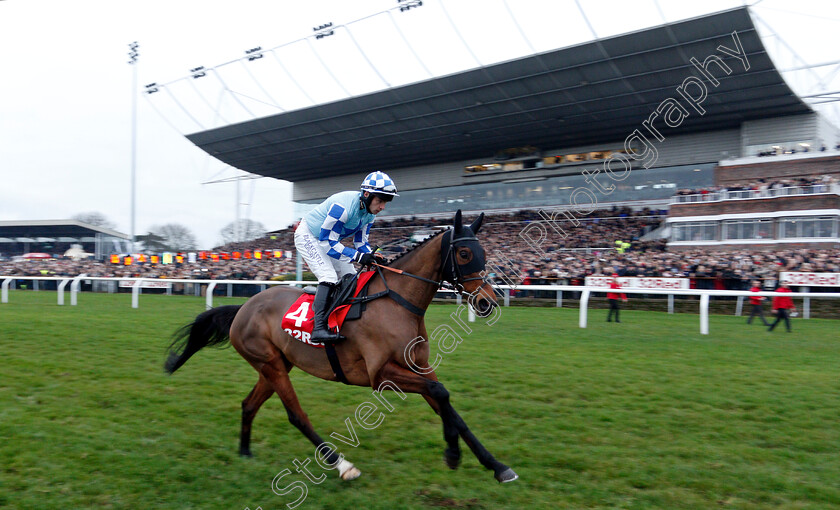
[311,282,342,344]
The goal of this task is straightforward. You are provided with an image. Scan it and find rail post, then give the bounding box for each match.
[802,286,810,319]
[700,293,709,335]
[206,282,218,310]
[1,278,12,304]
[132,279,143,309]
[70,275,86,306]
[57,278,71,305]
[579,289,591,329]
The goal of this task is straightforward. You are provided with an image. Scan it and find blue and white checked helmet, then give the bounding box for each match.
[360,171,399,197]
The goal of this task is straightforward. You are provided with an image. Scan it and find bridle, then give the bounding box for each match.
[438,228,491,294]
[372,228,493,298]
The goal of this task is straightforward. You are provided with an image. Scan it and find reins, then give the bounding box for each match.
[366,228,493,312]
[341,264,428,317]
[372,262,440,286]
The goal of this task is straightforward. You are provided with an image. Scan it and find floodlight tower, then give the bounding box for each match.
[128,41,139,254]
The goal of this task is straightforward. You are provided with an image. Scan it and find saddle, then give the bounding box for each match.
[281,271,377,347]
[329,272,371,323]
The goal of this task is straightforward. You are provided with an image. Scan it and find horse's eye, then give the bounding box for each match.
[459,250,469,258]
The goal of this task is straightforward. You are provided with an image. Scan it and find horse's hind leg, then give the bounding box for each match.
[375,362,518,483]
[240,375,274,457]
[260,357,361,481]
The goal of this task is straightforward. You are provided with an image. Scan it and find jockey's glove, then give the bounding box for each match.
[354,251,380,266]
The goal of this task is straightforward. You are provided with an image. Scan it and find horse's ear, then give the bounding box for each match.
[454,210,463,236]
[469,212,484,235]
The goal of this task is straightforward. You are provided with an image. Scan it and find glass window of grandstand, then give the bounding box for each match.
[723,219,773,240]
[672,222,718,242]
[778,217,838,239]
[371,164,715,217]
[745,140,814,158]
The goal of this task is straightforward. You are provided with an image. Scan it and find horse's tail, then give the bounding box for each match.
[165,305,242,374]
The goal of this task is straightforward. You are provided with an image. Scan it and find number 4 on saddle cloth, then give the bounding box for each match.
[281,271,377,348]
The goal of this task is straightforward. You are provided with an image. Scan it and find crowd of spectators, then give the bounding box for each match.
[499,247,840,291]
[753,143,840,157]
[0,256,297,282]
[2,206,838,290]
[675,175,837,196]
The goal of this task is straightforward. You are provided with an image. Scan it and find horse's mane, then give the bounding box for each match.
[387,228,449,266]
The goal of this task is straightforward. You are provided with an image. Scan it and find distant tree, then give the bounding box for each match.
[220,219,266,245]
[145,224,198,252]
[72,212,116,230]
[135,232,169,253]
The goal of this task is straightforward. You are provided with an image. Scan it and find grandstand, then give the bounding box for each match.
[186,7,837,225]
[0,220,130,261]
[173,7,840,271]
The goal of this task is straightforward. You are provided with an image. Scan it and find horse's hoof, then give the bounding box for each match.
[336,459,361,481]
[340,467,361,481]
[495,467,519,483]
[239,450,253,458]
[444,449,461,470]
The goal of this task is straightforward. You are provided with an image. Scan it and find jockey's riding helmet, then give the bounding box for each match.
[360,171,399,200]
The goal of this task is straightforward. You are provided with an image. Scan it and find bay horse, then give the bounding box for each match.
[165,210,518,483]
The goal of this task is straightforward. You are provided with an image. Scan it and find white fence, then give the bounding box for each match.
[0,275,305,310]
[2,276,839,336]
[510,285,840,334]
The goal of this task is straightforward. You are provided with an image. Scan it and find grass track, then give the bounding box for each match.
[1,291,839,509]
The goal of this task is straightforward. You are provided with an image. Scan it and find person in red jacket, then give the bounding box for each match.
[746,280,770,326]
[768,282,796,332]
[607,274,627,323]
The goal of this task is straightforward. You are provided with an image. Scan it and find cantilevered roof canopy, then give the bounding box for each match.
[187,7,810,182]
[0,220,129,242]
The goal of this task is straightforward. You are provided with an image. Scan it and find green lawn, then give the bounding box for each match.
[1,291,838,510]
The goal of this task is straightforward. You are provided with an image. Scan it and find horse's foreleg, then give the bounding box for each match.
[424,377,517,482]
[442,396,518,482]
[240,375,274,457]
[375,363,518,483]
[260,358,361,481]
[420,380,461,470]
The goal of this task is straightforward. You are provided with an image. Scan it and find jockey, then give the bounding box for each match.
[293,171,398,343]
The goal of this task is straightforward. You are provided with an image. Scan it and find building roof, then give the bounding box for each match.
[0,220,130,242]
[187,7,811,182]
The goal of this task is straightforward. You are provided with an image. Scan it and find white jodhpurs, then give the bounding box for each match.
[294,219,356,284]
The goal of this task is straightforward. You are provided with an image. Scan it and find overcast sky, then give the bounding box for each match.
[1,0,838,249]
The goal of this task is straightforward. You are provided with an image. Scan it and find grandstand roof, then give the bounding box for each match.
[0,220,130,242]
[187,6,811,182]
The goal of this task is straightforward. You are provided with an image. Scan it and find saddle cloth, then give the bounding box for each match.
[281,271,376,347]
